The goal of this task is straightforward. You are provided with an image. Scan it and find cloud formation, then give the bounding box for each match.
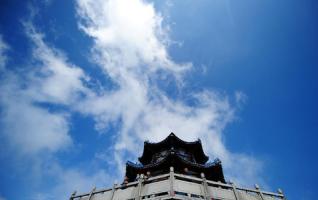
[0,26,111,199]
[0,35,9,70]
[0,0,265,199]
[0,24,82,155]
[77,0,190,75]
[75,0,264,186]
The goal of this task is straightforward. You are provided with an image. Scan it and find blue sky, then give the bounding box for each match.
[0,0,317,199]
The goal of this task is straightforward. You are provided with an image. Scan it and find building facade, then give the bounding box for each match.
[70,133,286,200]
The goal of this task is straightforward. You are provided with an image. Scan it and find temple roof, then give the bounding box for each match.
[126,150,225,183]
[138,133,209,165]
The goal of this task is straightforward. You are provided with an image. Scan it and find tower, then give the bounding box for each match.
[70,133,286,200]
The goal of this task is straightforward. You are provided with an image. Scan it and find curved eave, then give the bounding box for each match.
[139,133,209,164]
[127,152,225,183]
[132,153,219,170]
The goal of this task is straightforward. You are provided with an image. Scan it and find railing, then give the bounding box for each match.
[70,167,286,200]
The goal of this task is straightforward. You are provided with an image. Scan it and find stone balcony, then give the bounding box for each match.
[70,167,285,200]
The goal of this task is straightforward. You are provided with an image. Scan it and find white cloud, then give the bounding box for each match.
[0,71,72,156]
[0,27,93,199]
[26,160,111,200]
[48,164,110,200]
[0,91,71,155]
[235,90,248,107]
[0,23,126,199]
[23,22,90,105]
[0,24,88,155]
[0,35,9,70]
[76,0,264,187]
[0,1,265,199]
[76,0,190,79]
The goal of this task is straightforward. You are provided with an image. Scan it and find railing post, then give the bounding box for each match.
[69,191,76,200]
[135,174,144,200]
[278,188,286,200]
[255,184,265,200]
[201,173,211,200]
[109,183,117,200]
[87,187,96,200]
[230,181,241,200]
[169,166,175,197]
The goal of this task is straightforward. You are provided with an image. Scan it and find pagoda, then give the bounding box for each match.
[125,132,225,183]
[70,133,286,200]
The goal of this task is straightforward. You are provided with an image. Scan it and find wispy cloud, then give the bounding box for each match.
[31,161,110,200]
[0,35,9,70]
[0,0,265,199]
[76,0,190,76]
[0,22,84,155]
[75,0,264,186]
[23,22,90,105]
[0,24,102,199]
